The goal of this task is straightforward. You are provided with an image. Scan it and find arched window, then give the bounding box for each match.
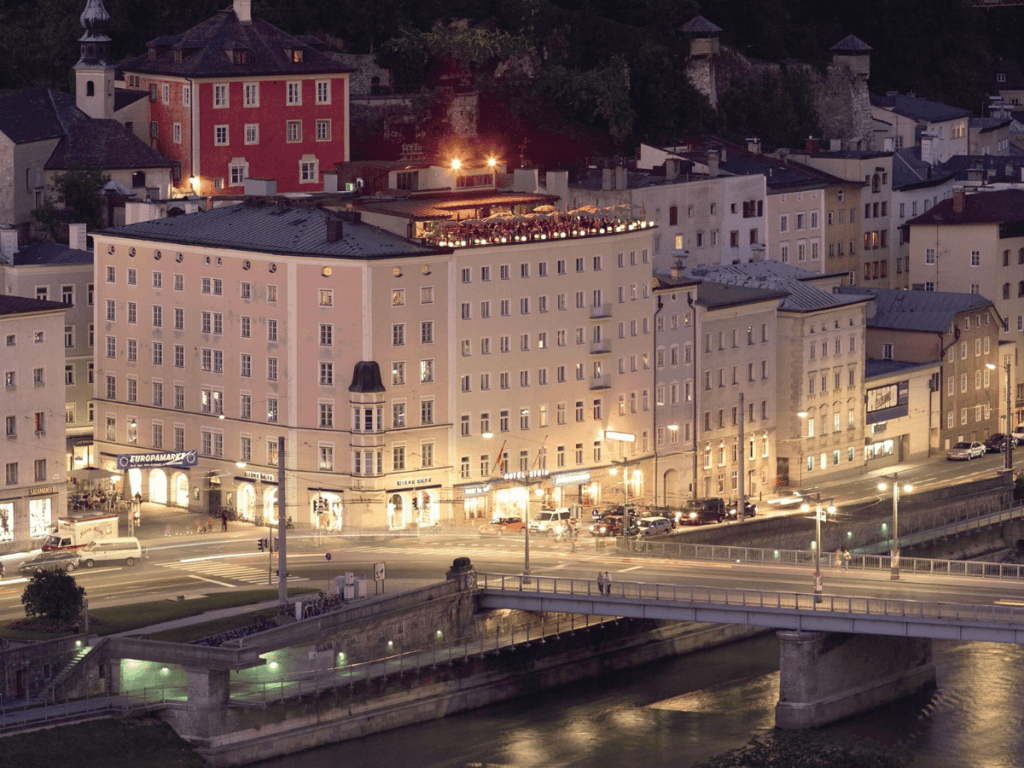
[1004,250,1011,267]
[1005,283,1011,300]
[1017,281,1024,298]
[86,80,95,97]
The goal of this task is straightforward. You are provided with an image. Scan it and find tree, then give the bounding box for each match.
[21,569,87,625]
[32,163,109,243]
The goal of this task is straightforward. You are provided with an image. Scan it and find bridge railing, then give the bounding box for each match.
[625,540,1024,581]
[475,573,1024,626]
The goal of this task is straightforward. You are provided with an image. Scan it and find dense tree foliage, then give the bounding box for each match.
[21,569,87,624]
[0,0,1017,155]
[33,164,109,243]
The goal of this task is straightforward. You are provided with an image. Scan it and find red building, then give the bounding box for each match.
[118,0,351,196]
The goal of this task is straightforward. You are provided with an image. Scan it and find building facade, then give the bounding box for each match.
[0,296,69,552]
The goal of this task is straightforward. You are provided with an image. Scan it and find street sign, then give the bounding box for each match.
[374,562,385,581]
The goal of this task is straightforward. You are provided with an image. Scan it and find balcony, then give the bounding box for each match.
[589,374,611,390]
[590,339,611,355]
[590,303,612,319]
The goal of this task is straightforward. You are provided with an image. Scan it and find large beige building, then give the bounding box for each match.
[89,182,658,531]
[0,296,69,552]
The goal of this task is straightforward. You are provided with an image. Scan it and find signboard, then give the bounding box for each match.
[117,450,198,470]
[244,470,276,482]
[374,562,386,581]
[502,468,549,482]
[395,476,434,487]
[866,380,910,424]
[28,485,57,497]
[462,484,492,497]
[552,470,591,487]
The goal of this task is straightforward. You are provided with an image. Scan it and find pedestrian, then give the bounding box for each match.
[133,507,140,527]
[604,571,612,595]
[134,491,142,508]
[835,548,843,569]
[843,548,851,570]
[570,524,578,553]
[596,571,605,595]
[207,515,214,533]
[221,510,228,531]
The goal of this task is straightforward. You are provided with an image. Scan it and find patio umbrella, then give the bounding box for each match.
[69,467,119,482]
[534,204,557,213]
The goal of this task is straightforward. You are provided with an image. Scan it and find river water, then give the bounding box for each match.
[250,633,1024,768]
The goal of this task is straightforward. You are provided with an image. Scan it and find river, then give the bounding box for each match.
[248,632,1024,768]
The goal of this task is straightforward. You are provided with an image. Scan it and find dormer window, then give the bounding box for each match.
[232,49,249,65]
[287,47,304,63]
[998,73,1007,83]
[173,50,182,64]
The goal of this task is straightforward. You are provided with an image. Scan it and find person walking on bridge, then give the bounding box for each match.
[596,572,605,595]
[603,571,612,596]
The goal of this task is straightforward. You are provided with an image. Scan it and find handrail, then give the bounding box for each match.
[474,572,1024,626]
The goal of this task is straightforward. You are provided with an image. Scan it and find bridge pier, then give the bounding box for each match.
[775,630,936,729]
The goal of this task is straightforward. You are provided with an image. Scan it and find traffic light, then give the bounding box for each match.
[257,538,266,552]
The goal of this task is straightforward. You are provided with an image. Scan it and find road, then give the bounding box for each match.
[3,522,1022,625]
[0,452,1013,625]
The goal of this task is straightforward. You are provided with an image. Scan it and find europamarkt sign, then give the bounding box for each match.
[116,450,198,470]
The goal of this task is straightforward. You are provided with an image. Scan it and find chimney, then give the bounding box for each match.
[805,136,820,154]
[325,213,344,243]
[602,168,613,191]
[68,223,88,252]
[234,0,252,23]
[952,187,966,214]
[323,171,339,194]
[615,165,627,190]
[244,177,277,198]
[670,250,688,279]
[665,158,679,181]
[920,132,935,165]
[0,227,18,265]
[746,137,761,154]
[707,150,719,178]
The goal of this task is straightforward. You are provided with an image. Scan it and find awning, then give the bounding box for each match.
[385,484,442,493]
[68,467,119,481]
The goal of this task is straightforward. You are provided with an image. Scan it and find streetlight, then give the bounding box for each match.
[877,474,912,580]
[987,361,1014,472]
[483,433,546,582]
[800,494,834,603]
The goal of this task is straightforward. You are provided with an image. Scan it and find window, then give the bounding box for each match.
[267,357,278,381]
[300,158,318,183]
[243,82,259,107]
[316,119,331,141]
[229,162,248,186]
[214,84,228,108]
[316,80,330,104]
[421,399,434,425]
[421,321,434,344]
[214,125,228,145]
[287,120,301,142]
[287,81,302,105]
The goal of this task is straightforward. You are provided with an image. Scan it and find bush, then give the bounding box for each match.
[21,570,86,624]
[693,733,912,768]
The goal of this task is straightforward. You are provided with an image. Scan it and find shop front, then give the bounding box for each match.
[552,470,600,510]
[309,488,344,531]
[387,475,440,529]
[459,483,492,520]
[235,470,277,523]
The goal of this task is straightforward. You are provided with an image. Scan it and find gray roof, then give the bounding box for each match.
[0,89,171,170]
[683,261,870,312]
[101,202,444,260]
[695,281,789,310]
[0,295,68,317]
[13,243,93,267]
[864,358,939,379]
[836,286,994,332]
[119,5,352,79]
[831,35,872,53]
[679,16,722,34]
[870,92,972,123]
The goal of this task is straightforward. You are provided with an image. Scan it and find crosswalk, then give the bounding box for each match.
[158,560,307,585]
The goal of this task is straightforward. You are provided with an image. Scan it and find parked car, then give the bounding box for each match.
[589,515,624,537]
[681,498,726,525]
[1013,424,1024,442]
[984,434,1018,453]
[726,500,757,520]
[946,441,986,461]
[636,517,672,537]
[478,517,526,536]
[18,550,80,575]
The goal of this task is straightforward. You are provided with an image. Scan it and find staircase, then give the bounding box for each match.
[41,645,91,702]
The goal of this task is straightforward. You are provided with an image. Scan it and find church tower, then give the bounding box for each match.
[74,0,115,119]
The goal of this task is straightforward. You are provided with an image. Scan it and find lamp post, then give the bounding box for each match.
[988,361,1014,472]
[800,494,834,603]
[483,432,546,583]
[878,474,912,580]
[794,411,808,488]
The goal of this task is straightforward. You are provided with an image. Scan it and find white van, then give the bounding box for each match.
[79,537,142,567]
[528,509,573,535]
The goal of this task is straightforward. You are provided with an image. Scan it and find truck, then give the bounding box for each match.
[42,513,120,552]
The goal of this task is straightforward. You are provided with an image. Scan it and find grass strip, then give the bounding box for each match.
[0,587,317,641]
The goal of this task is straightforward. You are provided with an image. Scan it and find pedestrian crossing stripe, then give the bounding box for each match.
[158,561,306,584]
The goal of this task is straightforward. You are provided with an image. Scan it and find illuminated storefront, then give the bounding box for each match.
[460,483,492,520]
[310,489,344,530]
